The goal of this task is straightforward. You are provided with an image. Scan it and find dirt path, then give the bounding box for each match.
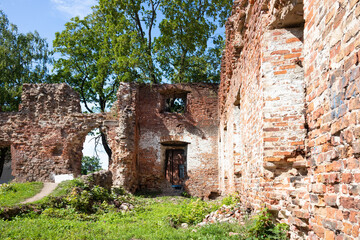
[22,182,59,204]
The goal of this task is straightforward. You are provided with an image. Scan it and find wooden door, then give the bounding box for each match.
[165,149,186,185]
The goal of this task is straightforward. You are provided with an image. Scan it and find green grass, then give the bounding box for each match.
[33,179,80,205]
[0,197,245,240]
[0,182,43,207]
[0,181,288,239]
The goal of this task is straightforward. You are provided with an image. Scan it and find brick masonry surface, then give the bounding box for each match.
[107,83,220,197]
[219,0,360,239]
[0,84,105,182]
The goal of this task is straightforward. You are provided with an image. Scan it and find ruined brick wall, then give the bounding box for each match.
[220,0,360,239]
[304,1,360,239]
[219,0,309,238]
[0,84,104,182]
[136,83,219,197]
[106,83,139,192]
[219,0,268,203]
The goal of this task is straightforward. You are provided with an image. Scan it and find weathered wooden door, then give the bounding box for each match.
[165,149,186,185]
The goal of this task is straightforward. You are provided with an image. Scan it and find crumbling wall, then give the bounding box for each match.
[135,83,219,197]
[106,83,139,192]
[219,0,309,238]
[219,0,268,205]
[0,84,105,182]
[304,1,360,239]
[220,0,360,239]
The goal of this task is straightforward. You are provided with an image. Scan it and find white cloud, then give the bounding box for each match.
[51,0,96,19]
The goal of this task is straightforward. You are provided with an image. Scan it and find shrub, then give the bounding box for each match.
[246,208,289,240]
[221,192,240,206]
[168,198,218,226]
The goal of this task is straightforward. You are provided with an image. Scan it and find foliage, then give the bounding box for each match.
[0,182,289,239]
[156,0,231,83]
[245,208,289,240]
[0,182,43,206]
[221,192,240,206]
[0,202,245,239]
[168,198,218,226]
[52,8,133,114]
[81,156,102,175]
[99,0,232,84]
[0,10,52,112]
[165,97,186,113]
[53,0,232,99]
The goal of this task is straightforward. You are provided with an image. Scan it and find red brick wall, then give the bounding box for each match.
[219,0,269,205]
[0,84,104,182]
[136,83,219,197]
[304,0,360,239]
[107,83,139,192]
[219,0,310,238]
[220,0,360,238]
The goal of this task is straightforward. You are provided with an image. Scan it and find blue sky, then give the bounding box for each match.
[0,0,96,48]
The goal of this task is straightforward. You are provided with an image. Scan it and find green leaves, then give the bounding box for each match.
[81,156,102,175]
[0,10,52,112]
[246,208,289,240]
[155,0,230,83]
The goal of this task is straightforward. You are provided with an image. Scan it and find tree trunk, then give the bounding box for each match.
[100,130,112,165]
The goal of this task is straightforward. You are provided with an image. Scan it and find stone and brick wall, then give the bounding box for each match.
[107,83,219,197]
[106,82,139,192]
[219,0,360,239]
[304,0,360,239]
[0,84,105,182]
[135,83,219,197]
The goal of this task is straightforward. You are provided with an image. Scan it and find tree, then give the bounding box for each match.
[156,0,232,83]
[53,7,138,160]
[53,0,232,160]
[0,10,52,177]
[81,156,102,175]
[0,10,52,112]
[99,0,232,83]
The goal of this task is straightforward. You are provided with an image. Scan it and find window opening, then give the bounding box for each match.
[165,97,186,113]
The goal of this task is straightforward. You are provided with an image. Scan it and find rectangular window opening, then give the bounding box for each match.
[165,96,186,114]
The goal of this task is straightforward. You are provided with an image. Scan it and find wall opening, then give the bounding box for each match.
[160,89,189,114]
[161,141,188,189]
[82,128,108,175]
[0,146,14,184]
[164,95,187,113]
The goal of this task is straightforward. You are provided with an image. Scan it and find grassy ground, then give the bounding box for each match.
[0,181,288,240]
[0,182,43,206]
[0,197,245,240]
